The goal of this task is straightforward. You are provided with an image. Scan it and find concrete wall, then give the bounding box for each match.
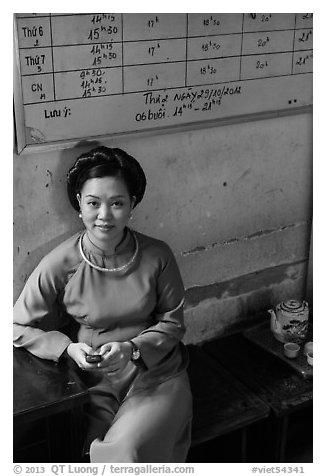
[13,112,313,344]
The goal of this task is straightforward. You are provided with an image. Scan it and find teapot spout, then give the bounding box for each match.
[268,309,277,333]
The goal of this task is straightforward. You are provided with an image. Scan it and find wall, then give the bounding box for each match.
[13,112,313,344]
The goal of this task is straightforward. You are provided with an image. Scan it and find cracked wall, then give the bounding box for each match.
[14,112,312,342]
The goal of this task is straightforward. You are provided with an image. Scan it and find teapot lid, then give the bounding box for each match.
[280,299,307,313]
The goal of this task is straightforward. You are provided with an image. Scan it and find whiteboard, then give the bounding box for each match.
[14,13,313,153]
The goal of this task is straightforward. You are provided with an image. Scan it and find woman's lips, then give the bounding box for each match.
[96,224,114,231]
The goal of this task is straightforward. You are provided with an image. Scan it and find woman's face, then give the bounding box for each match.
[77,175,135,250]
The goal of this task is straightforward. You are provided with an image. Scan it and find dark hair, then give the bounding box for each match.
[67,146,146,211]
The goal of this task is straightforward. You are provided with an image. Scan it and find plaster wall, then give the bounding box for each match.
[13,112,312,343]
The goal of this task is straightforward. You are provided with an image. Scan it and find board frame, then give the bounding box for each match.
[13,13,313,155]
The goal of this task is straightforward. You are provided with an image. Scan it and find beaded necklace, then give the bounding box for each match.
[78,230,138,272]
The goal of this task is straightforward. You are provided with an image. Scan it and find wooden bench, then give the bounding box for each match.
[186,343,270,462]
[202,329,313,462]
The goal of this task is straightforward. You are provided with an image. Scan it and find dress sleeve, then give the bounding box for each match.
[13,256,73,362]
[131,244,186,369]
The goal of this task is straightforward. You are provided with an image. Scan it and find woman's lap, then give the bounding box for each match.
[89,371,193,463]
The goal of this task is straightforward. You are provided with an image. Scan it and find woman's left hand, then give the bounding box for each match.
[96,341,132,373]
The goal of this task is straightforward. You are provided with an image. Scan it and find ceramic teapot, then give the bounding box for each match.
[268,299,309,343]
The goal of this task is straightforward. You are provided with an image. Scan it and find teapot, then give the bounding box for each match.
[268,299,309,343]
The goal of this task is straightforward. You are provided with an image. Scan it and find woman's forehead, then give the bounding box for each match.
[81,176,129,196]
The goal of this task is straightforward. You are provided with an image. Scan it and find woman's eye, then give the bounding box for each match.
[88,201,99,207]
[112,201,123,208]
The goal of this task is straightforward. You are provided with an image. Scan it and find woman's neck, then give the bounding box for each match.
[86,228,128,255]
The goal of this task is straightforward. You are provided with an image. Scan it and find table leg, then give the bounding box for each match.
[70,406,86,462]
[45,417,52,462]
[275,416,289,462]
[240,427,248,462]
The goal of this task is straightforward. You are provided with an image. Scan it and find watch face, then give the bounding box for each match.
[132,348,141,360]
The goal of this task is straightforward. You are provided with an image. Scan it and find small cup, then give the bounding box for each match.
[304,341,313,356]
[284,342,300,358]
[307,351,313,366]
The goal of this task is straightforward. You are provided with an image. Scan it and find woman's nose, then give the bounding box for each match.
[98,204,112,220]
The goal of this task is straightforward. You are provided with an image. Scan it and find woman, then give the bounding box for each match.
[13,146,193,463]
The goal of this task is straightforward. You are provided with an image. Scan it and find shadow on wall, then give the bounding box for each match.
[183,260,308,343]
[14,140,101,301]
[53,140,101,228]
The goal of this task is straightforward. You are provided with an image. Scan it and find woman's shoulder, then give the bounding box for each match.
[37,231,82,275]
[133,229,175,261]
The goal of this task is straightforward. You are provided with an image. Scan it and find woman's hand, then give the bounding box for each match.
[66,342,100,371]
[97,341,132,373]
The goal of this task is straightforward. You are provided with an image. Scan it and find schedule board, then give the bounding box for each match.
[14,13,313,153]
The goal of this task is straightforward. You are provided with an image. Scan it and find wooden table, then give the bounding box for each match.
[202,328,313,462]
[13,347,89,462]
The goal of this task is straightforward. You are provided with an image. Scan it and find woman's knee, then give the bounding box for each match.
[90,436,140,463]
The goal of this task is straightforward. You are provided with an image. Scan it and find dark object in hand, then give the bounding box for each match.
[86,354,102,363]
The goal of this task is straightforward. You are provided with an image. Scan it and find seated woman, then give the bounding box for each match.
[13,145,192,463]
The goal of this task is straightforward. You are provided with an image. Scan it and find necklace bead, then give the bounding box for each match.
[79,230,138,272]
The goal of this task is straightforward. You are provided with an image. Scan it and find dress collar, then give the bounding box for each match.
[82,227,132,257]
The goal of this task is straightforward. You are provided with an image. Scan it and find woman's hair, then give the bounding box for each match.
[67,146,147,211]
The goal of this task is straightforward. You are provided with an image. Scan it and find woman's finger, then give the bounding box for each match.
[99,343,113,355]
[80,343,93,354]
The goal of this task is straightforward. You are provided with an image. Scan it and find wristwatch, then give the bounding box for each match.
[129,340,141,362]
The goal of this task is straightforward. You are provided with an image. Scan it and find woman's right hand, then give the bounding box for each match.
[66,342,100,371]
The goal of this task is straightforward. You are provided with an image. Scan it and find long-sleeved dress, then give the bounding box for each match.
[13,228,193,463]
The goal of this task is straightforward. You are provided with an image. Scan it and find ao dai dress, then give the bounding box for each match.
[13,228,193,462]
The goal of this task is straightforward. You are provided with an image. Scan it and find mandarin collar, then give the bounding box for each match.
[82,227,133,257]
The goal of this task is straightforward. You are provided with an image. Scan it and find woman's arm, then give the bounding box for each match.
[130,243,186,369]
[13,256,73,362]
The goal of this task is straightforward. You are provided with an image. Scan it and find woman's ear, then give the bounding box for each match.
[131,195,136,209]
[76,193,81,208]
